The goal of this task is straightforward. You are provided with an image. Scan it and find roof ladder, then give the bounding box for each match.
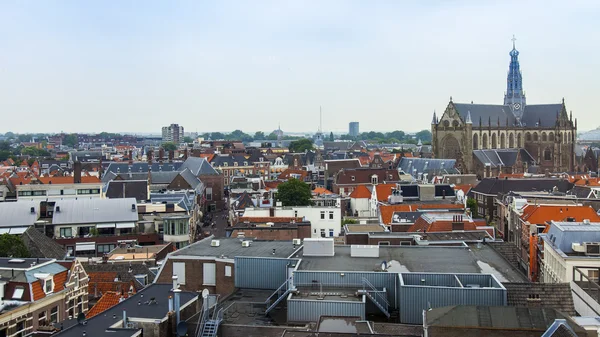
[265,276,294,315]
[360,277,390,318]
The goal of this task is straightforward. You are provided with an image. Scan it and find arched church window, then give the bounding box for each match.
[567,132,572,143]
[544,148,552,161]
[549,132,555,142]
[517,134,522,148]
[542,132,547,142]
[509,134,515,148]
[453,120,459,128]
[526,132,531,142]
[491,134,497,149]
[533,133,538,142]
[443,120,450,128]
[473,134,479,150]
[500,133,506,148]
[482,134,488,149]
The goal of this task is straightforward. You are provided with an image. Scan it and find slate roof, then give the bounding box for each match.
[52,198,139,225]
[234,192,256,209]
[105,180,148,201]
[521,104,564,127]
[568,185,595,199]
[21,227,67,260]
[210,154,248,167]
[149,171,178,184]
[398,157,458,177]
[180,156,219,176]
[0,200,39,228]
[472,178,573,195]
[503,283,576,316]
[452,103,564,127]
[178,168,204,190]
[150,192,195,211]
[104,162,183,176]
[426,305,582,332]
[473,149,536,168]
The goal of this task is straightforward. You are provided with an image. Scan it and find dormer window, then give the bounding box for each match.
[371,175,378,185]
[224,162,228,167]
[259,157,264,162]
[244,162,248,166]
[234,162,238,167]
[44,278,54,294]
[351,176,355,182]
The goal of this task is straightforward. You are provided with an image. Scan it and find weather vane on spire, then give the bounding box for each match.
[512,35,517,49]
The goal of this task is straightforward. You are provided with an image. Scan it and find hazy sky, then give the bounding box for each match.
[1,0,599,135]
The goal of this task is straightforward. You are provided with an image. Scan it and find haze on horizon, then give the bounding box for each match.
[1,0,599,135]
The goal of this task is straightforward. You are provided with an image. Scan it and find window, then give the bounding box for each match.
[203,263,216,285]
[173,262,186,285]
[313,229,317,234]
[329,229,334,237]
[15,321,25,337]
[544,148,552,161]
[320,211,325,219]
[59,228,72,237]
[97,244,115,253]
[13,286,24,299]
[223,162,228,167]
[39,311,48,326]
[225,265,232,277]
[329,211,334,220]
[351,176,355,181]
[206,188,213,201]
[371,176,378,185]
[378,241,390,246]
[589,270,599,282]
[320,229,326,238]
[77,189,100,195]
[45,278,54,293]
[294,210,298,218]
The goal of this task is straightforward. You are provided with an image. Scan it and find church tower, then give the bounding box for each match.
[504,36,526,121]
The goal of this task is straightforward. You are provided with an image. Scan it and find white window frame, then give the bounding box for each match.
[225,265,232,277]
[44,278,54,294]
[173,262,186,285]
[203,263,216,286]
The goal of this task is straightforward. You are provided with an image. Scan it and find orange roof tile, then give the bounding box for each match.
[453,184,475,195]
[32,280,45,301]
[37,176,101,184]
[312,187,333,195]
[86,292,123,318]
[574,178,600,186]
[349,185,371,199]
[53,270,68,292]
[278,169,308,180]
[265,181,283,189]
[375,184,396,202]
[521,205,600,224]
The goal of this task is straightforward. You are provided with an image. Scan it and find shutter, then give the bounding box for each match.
[203,263,216,285]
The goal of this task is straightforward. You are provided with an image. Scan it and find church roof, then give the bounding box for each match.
[473,149,535,168]
[453,103,515,127]
[521,104,564,127]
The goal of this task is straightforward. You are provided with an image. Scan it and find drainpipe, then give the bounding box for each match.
[174,288,181,326]
[423,310,428,337]
[123,310,127,328]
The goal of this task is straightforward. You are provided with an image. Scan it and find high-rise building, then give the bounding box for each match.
[349,122,359,137]
[162,124,184,143]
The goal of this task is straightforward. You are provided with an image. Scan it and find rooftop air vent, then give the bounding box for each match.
[241,241,251,247]
[210,240,220,247]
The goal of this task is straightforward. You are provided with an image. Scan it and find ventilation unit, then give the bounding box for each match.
[292,238,302,246]
[241,241,251,247]
[210,240,220,247]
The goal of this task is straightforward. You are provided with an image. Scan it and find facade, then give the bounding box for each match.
[349,122,359,137]
[431,40,577,174]
[161,123,184,143]
[242,206,342,238]
[163,215,191,249]
[0,259,88,337]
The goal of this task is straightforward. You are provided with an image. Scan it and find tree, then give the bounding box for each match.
[415,129,432,143]
[162,142,177,152]
[276,178,313,206]
[183,136,194,143]
[386,130,405,141]
[467,197,478,218]
[329,132,334,141]
[0,234,30,258]
[21,147,50,157]
[288,138,313,153]
[266,132,278,140]
[63,134,78,148]
[254,131,266,140]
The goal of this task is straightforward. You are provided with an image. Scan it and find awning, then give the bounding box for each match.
[75,242,96,251]
[96,223,116,229]
[116,222,135,229]
[9,227,28,235]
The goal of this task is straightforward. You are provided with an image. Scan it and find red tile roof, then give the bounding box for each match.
[453,184,475,195]
[312,187,333,195]
[86,292,123,318]
[375,184,396,202]
[38,176,101,184]
[349,185,371,199]
[521,205,600,224]
[32,280,45,301]
[53,270,68,292]
[278,169,309,180]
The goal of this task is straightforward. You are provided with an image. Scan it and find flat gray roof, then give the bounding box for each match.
[297,245,526,282]
[172,237,300,259]
[52,198,139,225]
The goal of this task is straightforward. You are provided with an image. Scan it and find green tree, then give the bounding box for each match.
[21,147,50,157]
[227,129,253,142]
[386,130,405,141]
[415,129,432,143]
[4,132,15,140]
[467,197,478,218]
[209,132,226,140]
[288,138,313,152]
[162,142,177,151]
[63,134,78,148]
[329,132,334,141]
[266,132,278,140]
[0,234,30,258]
[183,136,194,143]
[254,131,266,140]
[276,178,313,206]
[0,150,11,161]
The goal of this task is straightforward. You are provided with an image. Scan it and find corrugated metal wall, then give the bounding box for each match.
[293,271,399,309]
[234,257,298,290]
[399,286,506,324]
[287,298,365,322]
[401,273,461,287]
[456,274,502,288]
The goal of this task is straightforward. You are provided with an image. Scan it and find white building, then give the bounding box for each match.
[16,181,103,200]
[242,206,342,238]
[162,123,184,143]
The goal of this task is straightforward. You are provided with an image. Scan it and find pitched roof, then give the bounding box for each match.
[453,103,516,127]
[473,148,535,168]
[397,157,458,176]
[349,185,372,198]
[105,180,149,201]
[335,168,400,185]
[234,192,255,209]
[408,213,477,232]
[84,263,153,291]
[521,104,565,127]
[86,292,123,318]
[21,227,67,260]
[504,283,576,316]
[312,187,333,195]
[521,205,600,224]
[51,198,139,225]
[375,184,397,202]
[0,200,39,228]
[472,178,573,195]
[278,168,309,180]
[37,176,101,184]
[180,156,219,176]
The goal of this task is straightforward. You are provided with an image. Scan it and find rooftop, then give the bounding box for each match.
[0,200,39,228]
[296,245,526,282]
[52,198,139,225]
[171,236,301,259]
[55,284,197,337]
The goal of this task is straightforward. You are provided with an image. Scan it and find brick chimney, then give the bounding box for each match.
[73,161,82,184]
[169,150,174,163]
[147,150,154,163]
[129,150,134,164]
[184,148,189,160]
[451,214,464,231]
[158,148,165,164]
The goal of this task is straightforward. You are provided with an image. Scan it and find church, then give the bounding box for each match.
[431,39,577,177]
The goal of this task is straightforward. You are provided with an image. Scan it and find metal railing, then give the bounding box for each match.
[573,266,600,303]
[362,277,390,308]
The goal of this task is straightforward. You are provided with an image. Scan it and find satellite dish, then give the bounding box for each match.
[176,321,188,336]
[201,289,209,299]
[77,312,86,325]
[381,261,387,271]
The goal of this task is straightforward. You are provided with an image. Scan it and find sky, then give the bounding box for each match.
[1,0,599,135]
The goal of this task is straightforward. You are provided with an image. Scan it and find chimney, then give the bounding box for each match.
[169,150,174,163]
[74,161,82,184]
[173,289,181,326]
[172,275,178,290]
[122,310,127,328]
[148,167,152,184]
[184,148,189,160]
[147,150,154,163]
[128,150,133,165]
[158,148,165,164]
[452,214,464,231]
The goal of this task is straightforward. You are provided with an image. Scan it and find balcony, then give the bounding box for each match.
[571,266,600,316]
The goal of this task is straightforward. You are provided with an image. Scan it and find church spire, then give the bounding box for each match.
[504,35,526,117]
[431,111,437,125]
